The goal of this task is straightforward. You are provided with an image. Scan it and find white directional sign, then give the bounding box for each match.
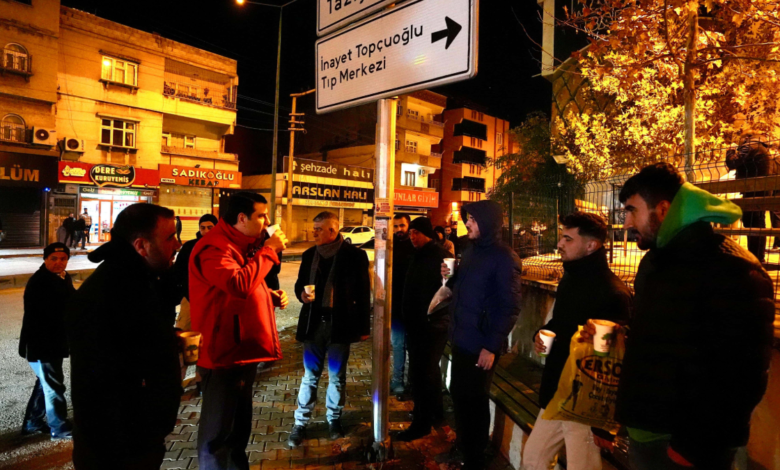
[315,0,478,114]
[318,0,396,37]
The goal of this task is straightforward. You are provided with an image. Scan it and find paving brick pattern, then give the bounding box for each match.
[162,327,513,470]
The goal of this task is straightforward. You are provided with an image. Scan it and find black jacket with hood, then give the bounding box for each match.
[537,247,632,409]
[403,240,452,330]
[448,200,522,355]
[65,241,182,453]
[19,264,76,362]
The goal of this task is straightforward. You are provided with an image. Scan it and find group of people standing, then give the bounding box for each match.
[14,162,776,470]
[58,208,92,250]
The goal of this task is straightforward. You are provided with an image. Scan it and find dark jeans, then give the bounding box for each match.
[742,210,766,262]
[197,364,258,470]
[450,346,497,470]
[407,323,448,428]
[83,229,90,246]
[23,359,69,434]
[71,230,82,249]
[628,437,736,470]
[64,230,75,248]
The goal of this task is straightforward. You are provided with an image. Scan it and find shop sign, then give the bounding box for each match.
[80,187,155,197]
[285,157,373,183]
[90,164,136,187]
[158,164,242,189]
[394,188,439,208]
[0,152,58,188]
[294,199,361,208]
[292,181,374,203]
[58,161,159,188]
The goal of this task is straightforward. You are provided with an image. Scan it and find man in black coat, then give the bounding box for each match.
[66,203,183,470]
[522,212,632,470]
[592,163,774,470]
[440,200,522,470]
[288,211,370,447]
[391,213,415,396]
[63,213,75,248]
[19,242,76,439]
[396,217,452,442]
[72,215,86,250]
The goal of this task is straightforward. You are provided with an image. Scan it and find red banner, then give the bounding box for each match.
[394,189,440,208]
[58,161,160,188]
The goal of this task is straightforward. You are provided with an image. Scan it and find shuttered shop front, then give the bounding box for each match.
[0,151,58,248]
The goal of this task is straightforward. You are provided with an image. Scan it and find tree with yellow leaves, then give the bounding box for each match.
[554,0,780,179]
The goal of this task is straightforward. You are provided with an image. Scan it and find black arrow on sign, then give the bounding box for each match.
[431,17,462,50]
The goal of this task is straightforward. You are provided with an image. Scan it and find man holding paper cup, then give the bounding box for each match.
[189,192,288,470]
[523,212,631,470]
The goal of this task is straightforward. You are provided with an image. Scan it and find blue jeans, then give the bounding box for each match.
[390,319,406,391]
[294,320,351,425]
[25,359,69,434]
[628,436,736,470]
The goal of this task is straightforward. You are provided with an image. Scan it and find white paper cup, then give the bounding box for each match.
[266,224,280,237]
[592,320,617,356]
[539,329,556,357]
[304,285,315,295]
[179,331,202,365]
[444,258,456,278]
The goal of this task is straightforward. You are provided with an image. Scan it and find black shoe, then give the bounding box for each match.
[434,446,464,465]
[395,424,431,442]
[328,420,345,440]
[288,425,306,447]
[20,424,50,437]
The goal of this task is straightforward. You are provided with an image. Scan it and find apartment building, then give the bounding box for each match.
[430,107,513,228]
[0,0,240,247]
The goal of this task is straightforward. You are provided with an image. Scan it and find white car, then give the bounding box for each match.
[340,226,375,245]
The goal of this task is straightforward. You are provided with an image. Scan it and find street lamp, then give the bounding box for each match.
[235,0,298,223]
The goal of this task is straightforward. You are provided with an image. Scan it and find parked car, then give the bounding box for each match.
[340,226,375,245]
[358,239,375,262]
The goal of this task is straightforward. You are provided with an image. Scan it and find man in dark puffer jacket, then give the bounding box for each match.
[604,163,774,470]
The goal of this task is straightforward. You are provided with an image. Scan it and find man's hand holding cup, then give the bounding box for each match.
[302,284,315,304]
[264,225,288,253]
[441,258,456,279]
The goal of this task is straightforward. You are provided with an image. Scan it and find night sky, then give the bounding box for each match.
[62,0,551,172]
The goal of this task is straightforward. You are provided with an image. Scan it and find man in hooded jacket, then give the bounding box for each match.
[66,204,183,470]
[440,200,522,470]
[589,163,774,470]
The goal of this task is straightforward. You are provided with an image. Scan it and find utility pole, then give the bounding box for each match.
[285,89,315,236]
[682,6,698,181]
[269,9,283,223]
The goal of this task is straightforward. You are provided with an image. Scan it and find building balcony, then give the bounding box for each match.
[161,145,238,162]
[397,114,445,138]
[163,84,236,110]
[0,56,33,81]
[395,147,442,169]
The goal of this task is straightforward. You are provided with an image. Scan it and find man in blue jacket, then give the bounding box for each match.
[440,200,522,470]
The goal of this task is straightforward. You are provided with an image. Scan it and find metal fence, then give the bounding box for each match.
[504,138,780,306]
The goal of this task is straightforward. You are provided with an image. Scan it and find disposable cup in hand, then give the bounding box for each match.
[266,224,280,237]
[304,285,315,295]
[180,331,202,365]
[592,320,616,356]
[444,258,456,278]
[539,329,556,357]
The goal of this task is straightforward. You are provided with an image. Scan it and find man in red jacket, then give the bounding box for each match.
[189,192,288,470]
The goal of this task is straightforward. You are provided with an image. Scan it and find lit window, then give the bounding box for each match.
[100,118,136,148]
[101,56,138,86]
[0,114,26,142]
[403,171,416,187]
[3,44,29,73]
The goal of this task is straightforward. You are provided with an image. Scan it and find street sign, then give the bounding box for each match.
[318,0,396,37]
[315,0,478,114]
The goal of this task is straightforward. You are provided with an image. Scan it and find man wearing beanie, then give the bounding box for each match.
[19,242,75,439]
[395,217,452,442]
[174,213,218,329]
[438,200,522,470]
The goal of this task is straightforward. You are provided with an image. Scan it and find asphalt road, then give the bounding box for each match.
[0,260,303,469]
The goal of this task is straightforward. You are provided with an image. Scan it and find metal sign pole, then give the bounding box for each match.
[369,97,396,461]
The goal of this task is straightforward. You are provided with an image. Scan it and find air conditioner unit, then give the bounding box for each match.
[62,137,85,153]
[32,128,57,146]
[418,168,427,177]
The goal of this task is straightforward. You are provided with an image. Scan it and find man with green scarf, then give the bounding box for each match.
[592,163,774,469]
[289,211,371,447]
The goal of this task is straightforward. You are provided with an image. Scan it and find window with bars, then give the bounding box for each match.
[0,114,26,143]
[100,119,136,148]
[101,56,138,87]
[496,133,503,145]
[407,109,420,120]
[470,137,484,148]
[406,140,418,154]
[429,178,440,192]
[4,44,29,73]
